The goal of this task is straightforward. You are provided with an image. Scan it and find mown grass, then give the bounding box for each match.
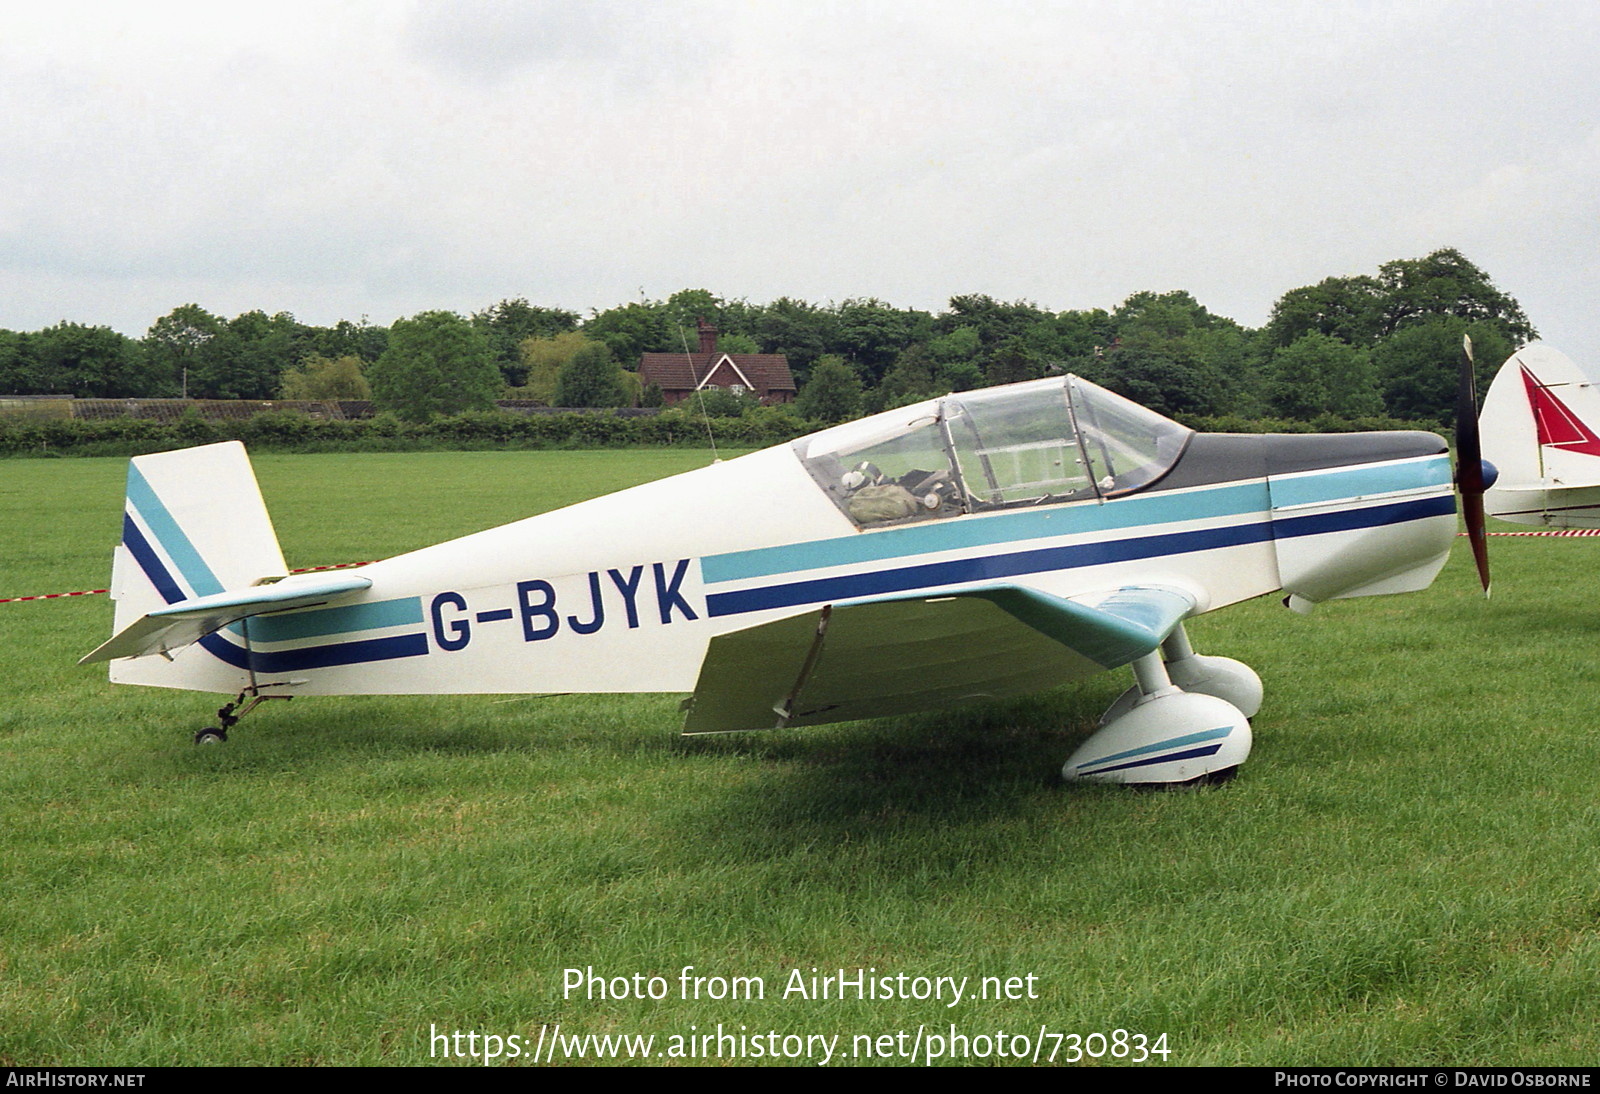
[4,450,1600,1066]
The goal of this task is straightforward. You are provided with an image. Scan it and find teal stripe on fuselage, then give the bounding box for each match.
[702,482,1269,585]
[1268,456,1452,508]
[125,463,224,597]
[703,456,1448,586]
[229,597,424,643]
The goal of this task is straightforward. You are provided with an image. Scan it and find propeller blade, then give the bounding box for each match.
[1455,335,1491,594]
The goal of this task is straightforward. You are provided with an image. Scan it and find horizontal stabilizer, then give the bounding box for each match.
[80,573,372,664]
[683,582,1196,734]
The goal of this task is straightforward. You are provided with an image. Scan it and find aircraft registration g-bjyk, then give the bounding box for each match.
[82,374,1473,785]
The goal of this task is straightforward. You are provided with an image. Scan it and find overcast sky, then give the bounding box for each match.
[4,0,1598,360]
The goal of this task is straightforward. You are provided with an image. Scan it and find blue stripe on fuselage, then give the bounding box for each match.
[702,482,1267,585]
[198,630,429,672]
[704,494,1454,619]
[121,497,428,672]
[701,457,1451,586]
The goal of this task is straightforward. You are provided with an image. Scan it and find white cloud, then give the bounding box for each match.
[1,0,1598,362]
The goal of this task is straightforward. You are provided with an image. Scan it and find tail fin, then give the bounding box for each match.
[99,442,289,692]
[1480,343,1600,527]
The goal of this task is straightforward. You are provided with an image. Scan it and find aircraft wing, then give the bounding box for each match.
[682,582,1197,733]
[79,573,373,664]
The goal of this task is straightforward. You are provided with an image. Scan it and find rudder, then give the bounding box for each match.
[107,442,288,692]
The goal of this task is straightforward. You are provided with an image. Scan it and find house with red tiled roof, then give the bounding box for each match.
[638,320,796,406]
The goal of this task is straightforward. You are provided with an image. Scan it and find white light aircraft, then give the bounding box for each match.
[1478,342,1600,528]
[81,372,1489,785]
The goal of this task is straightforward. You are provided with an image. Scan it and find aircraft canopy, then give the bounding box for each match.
[796,375,1193,527]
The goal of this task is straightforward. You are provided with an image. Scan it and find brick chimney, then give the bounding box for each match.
[696,318,718,355]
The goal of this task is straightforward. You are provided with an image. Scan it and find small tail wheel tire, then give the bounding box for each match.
[194,727,228,745]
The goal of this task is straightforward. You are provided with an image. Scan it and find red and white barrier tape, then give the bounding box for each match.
[1,588,108,603]
[0,561,374,604]
[1456,529,1600,536]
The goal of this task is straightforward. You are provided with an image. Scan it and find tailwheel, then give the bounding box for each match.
[189,684,294,745]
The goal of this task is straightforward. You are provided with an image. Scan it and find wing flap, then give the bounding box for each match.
[79,573,373,664]
[683,582,1196,734]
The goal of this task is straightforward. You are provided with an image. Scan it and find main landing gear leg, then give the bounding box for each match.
[1063,636,1254,786]
[193,686,293,745]
[1158,625,1263,719]
[1096,623,1263,726]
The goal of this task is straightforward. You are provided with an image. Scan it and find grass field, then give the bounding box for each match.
[4,449,1600,1066]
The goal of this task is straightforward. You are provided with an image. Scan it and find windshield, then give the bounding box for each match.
[1067,375,1193,496]
[794,377,1191,527]
[945,378,1093,506]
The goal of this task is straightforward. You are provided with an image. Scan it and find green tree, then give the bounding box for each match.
[369,311,501,422]
[584,301,672,363]
[1375,318,1513,423]
[1105,291,1256,415]
[1376,249,1535,341]
[555,341,629,408]
[514,331,599,406]
[750,297,839,382]
[0,329,35,393]
[795,354,863,422]
[939,294,1049,350]
[1112,290,1221,340]
[1024,308,1114,373]
[985,337,1043,387]
[1264,275,1384,350]
[835,298,934,385]
[924,326,987,392]
[937,359,985,392]
[663,289,726,337]
[1267,333,1382,419]
[691,386,759,417]
[144,304,223,396]
[31,323,161,397]
[1101,344,1216,419]
[191,311,305,399]
[927,325,981,366]
[877,345,942,408]
[304,317,389,364]
[277,354,372,400]
[472,298,578,386]
[1266,250,1535,354]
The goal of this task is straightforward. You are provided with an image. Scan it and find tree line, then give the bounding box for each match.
[0,249,1535,427]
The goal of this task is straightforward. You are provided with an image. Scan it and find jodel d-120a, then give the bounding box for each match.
[82,371,1487,785]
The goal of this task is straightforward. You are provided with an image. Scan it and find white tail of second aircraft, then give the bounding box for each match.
[1480,343,1600,528]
